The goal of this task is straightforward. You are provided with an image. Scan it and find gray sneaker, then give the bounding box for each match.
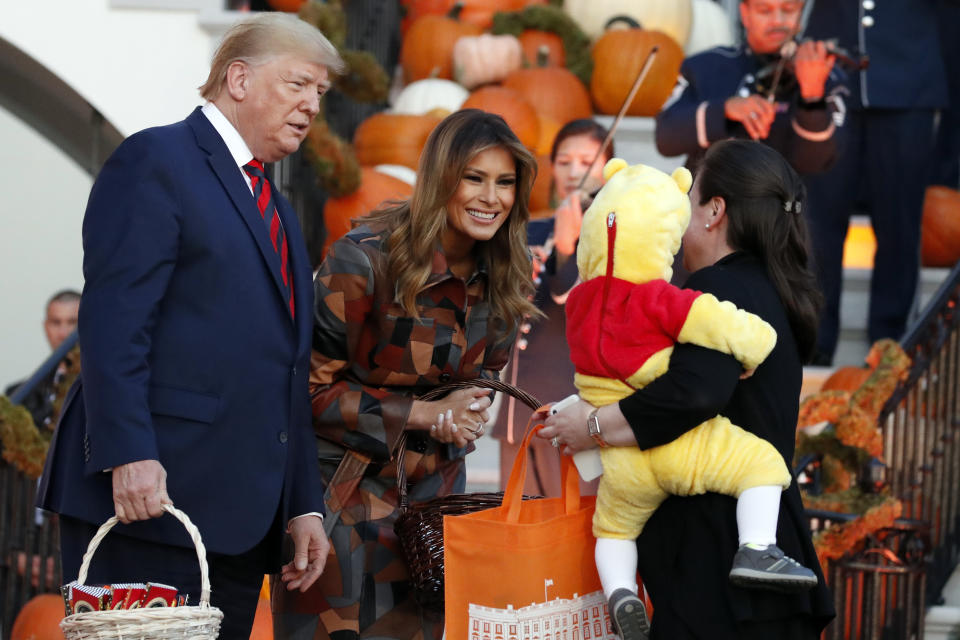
[729,544,818,592]
[608,588,650,640]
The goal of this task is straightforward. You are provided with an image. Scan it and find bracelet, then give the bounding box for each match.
[587,409,608,448]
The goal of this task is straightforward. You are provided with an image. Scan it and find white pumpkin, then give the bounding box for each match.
[685,0,735,56]
[391,78,469,115]
[374,164,418,186]
[452,34,523,90]
[564,0,693,47]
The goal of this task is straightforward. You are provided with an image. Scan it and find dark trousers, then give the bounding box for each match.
[60,513,280,640]
[804,108,937,362]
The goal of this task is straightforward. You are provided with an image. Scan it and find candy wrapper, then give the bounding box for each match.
[143,582,179,608]
[66,582,110,614]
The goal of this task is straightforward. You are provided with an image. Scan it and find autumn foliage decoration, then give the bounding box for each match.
[796,339,911,568]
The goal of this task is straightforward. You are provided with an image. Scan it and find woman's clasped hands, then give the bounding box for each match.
[420,387,493,447]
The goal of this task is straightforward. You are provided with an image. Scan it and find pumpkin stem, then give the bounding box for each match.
[604,15,643,31]
[448,1,465,20]
[536,45,550,68]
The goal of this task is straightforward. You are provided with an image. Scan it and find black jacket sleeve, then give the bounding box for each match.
[618,267,746,450]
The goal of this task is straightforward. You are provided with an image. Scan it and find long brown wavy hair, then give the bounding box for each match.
[364,109,542,337]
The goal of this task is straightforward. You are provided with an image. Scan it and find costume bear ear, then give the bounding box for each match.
[602,158,628,181]
[671,167,693,193]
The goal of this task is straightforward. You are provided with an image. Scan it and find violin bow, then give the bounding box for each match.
[575,45,660,192]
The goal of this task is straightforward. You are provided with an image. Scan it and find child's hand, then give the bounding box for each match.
[740,367,757,380]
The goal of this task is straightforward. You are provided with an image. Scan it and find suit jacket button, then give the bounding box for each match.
[279,431,288,444]
[439,373,451,383]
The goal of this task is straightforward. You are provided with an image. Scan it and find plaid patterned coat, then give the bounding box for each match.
[272,223,516,639]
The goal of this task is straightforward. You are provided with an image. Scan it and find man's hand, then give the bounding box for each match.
[724,95,776,140]
[793,40,836,102]
[280,516,330,592]
[111,460,172,524]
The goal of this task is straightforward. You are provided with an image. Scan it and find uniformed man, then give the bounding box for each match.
[656,0,845,175]
[804,0,957,365]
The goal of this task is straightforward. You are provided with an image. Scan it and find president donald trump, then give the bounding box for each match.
[39,13,344,639]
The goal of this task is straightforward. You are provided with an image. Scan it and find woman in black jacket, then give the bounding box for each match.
[539,139,835,639]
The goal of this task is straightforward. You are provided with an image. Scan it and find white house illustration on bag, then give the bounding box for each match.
[467,579,616,640]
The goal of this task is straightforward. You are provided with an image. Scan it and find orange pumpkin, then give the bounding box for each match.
[400,5,484,82]
[250,597,273,640]
[821,366,872,393]
[353,113,443,170]
[921,185,960,267]
[518,31,566,68]
[11,594,64,640]
[590,25,685,116]
[401,0,546,33]
[266,0,305,10]
[529,154,554,211]
[502,63,593,155]
[323,168,414,257]
[461,86,540,150]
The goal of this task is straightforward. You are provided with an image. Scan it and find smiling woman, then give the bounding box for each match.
[270,109,541,639]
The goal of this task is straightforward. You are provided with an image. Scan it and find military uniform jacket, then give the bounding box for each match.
[655,45,846,174]
[805,0,953,110]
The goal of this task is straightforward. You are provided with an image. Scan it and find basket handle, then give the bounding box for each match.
[76,504,214,607]
[397,379,543,511]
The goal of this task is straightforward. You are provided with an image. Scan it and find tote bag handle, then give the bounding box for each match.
[502,421,582,522]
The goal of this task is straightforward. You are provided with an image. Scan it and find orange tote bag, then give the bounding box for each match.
[444,425,620,639]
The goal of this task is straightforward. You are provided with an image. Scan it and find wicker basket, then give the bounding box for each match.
[60,504,223,640]
[394,379,543,613]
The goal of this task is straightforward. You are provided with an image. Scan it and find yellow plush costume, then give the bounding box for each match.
[565,159,792,540]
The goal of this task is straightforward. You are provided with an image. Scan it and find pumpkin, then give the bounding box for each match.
[11,594,64,640]
[401,0,546,33]
[323,168,415,257]
[921,185,960,267]
[821,366,872,393]
[685,0,735,56]
[353,113,443,170]
[590,24,685,116]
[502,57,593,155]
[518,30,566,67]
[391,78,469,115]
[453,34,524,89]
[529,154,554,211]
[461,86,541,150]
[564,0,693,46]
[399,5,483,82]
[266,0,305,11]
[250,596,273,640]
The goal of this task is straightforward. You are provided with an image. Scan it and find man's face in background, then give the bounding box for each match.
[44,299,78,350]
[740,0,804,55]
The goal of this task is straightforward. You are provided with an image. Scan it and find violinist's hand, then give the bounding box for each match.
[553,192,584,258]
[794,40,836,101]
[724,95,776,140]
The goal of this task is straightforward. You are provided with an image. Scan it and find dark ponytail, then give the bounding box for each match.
[696,140,823,362]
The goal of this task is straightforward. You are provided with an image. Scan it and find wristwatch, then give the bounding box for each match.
[587,409,608,448]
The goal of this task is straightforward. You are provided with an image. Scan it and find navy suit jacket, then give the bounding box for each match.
[38,108,324,559]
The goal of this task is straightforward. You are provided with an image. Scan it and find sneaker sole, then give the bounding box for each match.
[729,568,818,592]
[613,597,650,640]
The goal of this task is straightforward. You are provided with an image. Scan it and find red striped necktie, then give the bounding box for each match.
[243,159,295,318]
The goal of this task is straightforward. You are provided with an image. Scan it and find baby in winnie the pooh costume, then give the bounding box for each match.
[563,159,816,639]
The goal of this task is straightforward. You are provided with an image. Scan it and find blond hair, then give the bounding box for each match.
[199,12,344,100]
[365,109,542,337]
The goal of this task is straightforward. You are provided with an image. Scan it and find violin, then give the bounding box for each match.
[754,38,869,102]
